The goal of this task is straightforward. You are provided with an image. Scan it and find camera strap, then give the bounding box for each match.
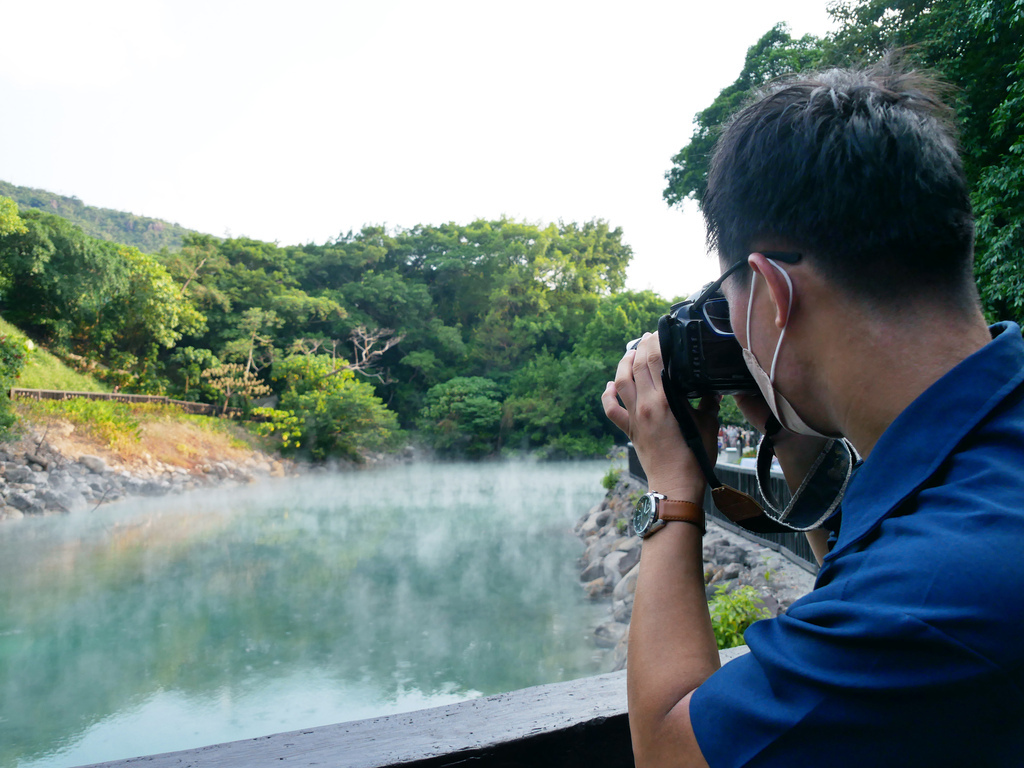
[660,370,768,530]
[659,368,852,534]
[755,434,854,531]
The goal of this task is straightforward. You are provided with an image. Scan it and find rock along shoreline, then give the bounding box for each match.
[576,457,817,670]
[0,429,299,521]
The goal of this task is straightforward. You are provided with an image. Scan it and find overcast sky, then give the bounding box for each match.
[0,1,835,297]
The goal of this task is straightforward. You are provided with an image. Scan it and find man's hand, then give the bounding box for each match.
[601,332,719,503]
[602,332,718,768]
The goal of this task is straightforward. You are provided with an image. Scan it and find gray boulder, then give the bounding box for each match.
[79,455,107,474]
[580,559,604,583]
[594,621,629,649]
[612,598,633,623]
[602,551,627,589]
[616,545,641,575]
[612,563,640,602]
[714,545,753,567]
[3,466,36,484]
[6,491,35,511]
[40,488,88,514]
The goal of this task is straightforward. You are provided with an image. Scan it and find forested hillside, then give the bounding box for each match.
[0,201,668,459]
[0,180,195,253]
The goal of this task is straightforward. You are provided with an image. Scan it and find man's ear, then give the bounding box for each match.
[748,253,793,329]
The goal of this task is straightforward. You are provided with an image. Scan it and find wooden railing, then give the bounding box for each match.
[80,648,750,768]
[9,388,240,418]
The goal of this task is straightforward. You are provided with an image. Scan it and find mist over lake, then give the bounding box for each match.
[0,460,611,768]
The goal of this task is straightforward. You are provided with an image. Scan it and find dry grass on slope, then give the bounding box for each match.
[12,400,270,473]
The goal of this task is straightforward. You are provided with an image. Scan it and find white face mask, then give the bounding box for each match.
[741,258,832,439]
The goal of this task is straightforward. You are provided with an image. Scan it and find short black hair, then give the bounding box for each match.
[703,61,977,308]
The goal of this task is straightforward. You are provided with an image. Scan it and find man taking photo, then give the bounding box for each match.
[602,61,1024,766]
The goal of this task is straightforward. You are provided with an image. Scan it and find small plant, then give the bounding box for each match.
[708,584,772,650]
[18,398,141,449]
[616,517,628,534]
[760,553,776,584]
[601,466,622,491]
[251,407,303,450]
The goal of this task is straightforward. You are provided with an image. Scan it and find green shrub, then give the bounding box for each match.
[0,334,27,437]
[15,398,142,449]
[251,407,303,451]
[708,584,772,650]
[601,466,621,490]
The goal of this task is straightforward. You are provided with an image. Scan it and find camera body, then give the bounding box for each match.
[656,295,758,400]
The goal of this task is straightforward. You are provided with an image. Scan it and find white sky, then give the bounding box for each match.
[0,1,835,298]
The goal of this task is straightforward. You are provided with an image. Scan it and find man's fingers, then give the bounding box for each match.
[640,332,666,394]
[601,381,630,434]
[613,348,638,410]
[696,394,722,415]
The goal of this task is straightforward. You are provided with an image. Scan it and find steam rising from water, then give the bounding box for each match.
[0,460,609,767]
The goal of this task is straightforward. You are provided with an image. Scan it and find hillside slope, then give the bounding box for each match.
[0,179,200,253]
[0,316,107,392]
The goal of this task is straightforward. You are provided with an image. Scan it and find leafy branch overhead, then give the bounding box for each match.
[663,0,1024,325]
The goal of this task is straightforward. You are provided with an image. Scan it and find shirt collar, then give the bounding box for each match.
[827,322,1024,561]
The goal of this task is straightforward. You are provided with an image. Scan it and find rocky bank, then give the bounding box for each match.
[0,428,297,521]
[577,466,817,670]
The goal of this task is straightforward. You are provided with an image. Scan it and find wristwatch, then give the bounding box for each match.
[633,492,705,538]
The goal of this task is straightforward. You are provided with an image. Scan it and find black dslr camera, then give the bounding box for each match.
[655,290,757,400]
[630,252,802,401]
[628,285,756,400]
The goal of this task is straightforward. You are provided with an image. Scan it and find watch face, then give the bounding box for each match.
[633,494,656,535]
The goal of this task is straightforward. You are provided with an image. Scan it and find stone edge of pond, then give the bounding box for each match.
[0,431,417,521]
[576,460,817,670]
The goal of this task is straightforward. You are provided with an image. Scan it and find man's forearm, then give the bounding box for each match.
[627,519,718,767]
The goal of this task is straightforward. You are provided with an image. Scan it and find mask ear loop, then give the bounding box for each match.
[760,258,794,384]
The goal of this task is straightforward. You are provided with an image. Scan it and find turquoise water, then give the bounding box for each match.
[0,460,611,767]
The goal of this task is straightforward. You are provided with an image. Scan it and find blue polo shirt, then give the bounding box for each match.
[691,322,1024,767]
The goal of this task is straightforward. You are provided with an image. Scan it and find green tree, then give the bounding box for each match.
[663,24,827,207]
[418,376,504,457]
[93,246,206,388]
[273,353,401,460]
[0,210,131,344]
[201,363,272,413]
[0,197,26,237]
[0,334,27,437]
[168,346,220,399]
[504,351,614,457]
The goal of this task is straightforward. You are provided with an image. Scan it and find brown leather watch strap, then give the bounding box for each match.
[659,499,706,534]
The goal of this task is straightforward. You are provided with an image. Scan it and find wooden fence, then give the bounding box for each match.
[9,388,243,418]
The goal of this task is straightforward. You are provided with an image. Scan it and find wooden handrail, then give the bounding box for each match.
[79,648,750,768]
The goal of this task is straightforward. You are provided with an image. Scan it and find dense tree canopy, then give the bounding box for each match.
[0,205,658,458]
[663,0,1024,325]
